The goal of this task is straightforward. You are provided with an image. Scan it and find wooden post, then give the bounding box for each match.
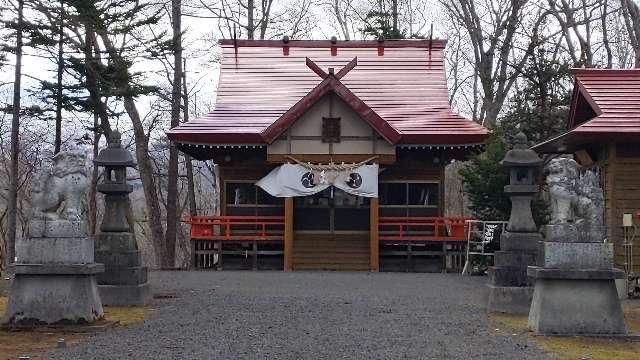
[370,197,380,271]
[284,197,294,271]
[252,240,258,271]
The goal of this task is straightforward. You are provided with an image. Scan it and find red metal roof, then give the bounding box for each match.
[535,69,640,152]
[167,39,487,146]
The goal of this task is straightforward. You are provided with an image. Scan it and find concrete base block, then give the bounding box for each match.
[493,250,536,268]
[537,242,613,269]
[16,236,94,264]
[28,219,86,238]
[500,232,542,252]
[95,232,138,253]
[528,278,626,335]
[3,273,103,325]
[487,284,534,315]
[488,266,532,287]
[95,250,141,268]
[97,266,148,286]
[98,283,152,306]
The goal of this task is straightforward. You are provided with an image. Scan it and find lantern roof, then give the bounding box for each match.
[501,132,543,167]
[94,131,136,167]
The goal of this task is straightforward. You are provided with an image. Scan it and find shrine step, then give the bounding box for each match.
[292,233,370,271]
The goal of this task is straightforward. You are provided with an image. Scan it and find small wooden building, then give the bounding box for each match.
[534,69,640,273]
[168,39,487,271]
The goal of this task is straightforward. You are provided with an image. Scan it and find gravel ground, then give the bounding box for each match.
[47,271,552,360]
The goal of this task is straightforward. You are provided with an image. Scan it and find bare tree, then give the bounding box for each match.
[326,0,356,40]
[5,0,24,269]
[441,0,548,128]
[621,0,640,67]
[164,0,183,268]
[197,0,275,39]
[54,0,63,154]
[64,1,169,267]
[183,60,197,216]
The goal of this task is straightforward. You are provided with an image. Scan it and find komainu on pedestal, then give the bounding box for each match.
[528,158,625,335]
[3,150,104,325]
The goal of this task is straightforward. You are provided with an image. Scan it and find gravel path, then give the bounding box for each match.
[47,271,552,360]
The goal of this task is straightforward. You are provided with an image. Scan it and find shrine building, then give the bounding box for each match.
[534,69,640,274]
[167,39,488,271]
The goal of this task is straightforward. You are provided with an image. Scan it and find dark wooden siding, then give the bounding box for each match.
[607,143,640,273]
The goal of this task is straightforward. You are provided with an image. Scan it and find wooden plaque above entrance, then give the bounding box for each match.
[266,153,396,164]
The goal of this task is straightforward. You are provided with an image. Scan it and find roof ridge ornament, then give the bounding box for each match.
[305,57,358,80]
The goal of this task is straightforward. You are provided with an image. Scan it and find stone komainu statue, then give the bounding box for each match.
[546,158,578,224]
[545,158,605,240]
[31,150,89,221]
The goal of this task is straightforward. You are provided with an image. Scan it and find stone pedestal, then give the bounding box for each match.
[95,232,151,306]
[527,224,626,335]
[3,220,104,325]
[488,231,540,314]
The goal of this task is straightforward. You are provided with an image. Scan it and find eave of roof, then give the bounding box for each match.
[534,68,640,153]
[166,39,488,147]
[262,74,402,144]
[218,39,447,49]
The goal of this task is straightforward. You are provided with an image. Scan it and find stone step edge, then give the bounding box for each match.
[10,263,105,275]
[527,266,624,280]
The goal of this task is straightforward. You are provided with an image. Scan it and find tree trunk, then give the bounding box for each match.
[391,0,398,37]
[601,0,612,69]
[6,0,24,270]
[88,113,100,236]
[247,0,255,39]
[622,0,640,68]
[164,0,183,269]
[124,96,166,268]
[183,59,197,216]
[333,0,350,40]
[54,0,64,154]
[84,30,112,138]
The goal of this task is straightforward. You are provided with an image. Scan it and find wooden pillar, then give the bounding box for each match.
[370,197,380,271]
[284,197,294,271]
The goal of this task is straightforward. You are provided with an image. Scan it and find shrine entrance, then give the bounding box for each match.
[292,187,371,270]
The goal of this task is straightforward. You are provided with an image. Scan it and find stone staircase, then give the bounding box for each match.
[292,233,370,271]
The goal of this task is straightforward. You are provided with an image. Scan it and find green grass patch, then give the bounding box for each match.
[104,305,155,326]
[493,310,640,360]
[0,295,154,359]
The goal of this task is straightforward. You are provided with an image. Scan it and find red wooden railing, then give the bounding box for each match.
[379,217,471,242]
[188,215,285,241]
[187,215,471,242]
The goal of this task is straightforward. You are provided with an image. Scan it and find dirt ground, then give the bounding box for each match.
[493,300,640,360]
[0,296,154,360]
[0,277,9,297]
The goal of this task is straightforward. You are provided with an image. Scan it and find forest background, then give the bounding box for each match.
[0,0,639,269]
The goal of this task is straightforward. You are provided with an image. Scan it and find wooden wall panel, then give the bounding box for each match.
[610,143,640,273]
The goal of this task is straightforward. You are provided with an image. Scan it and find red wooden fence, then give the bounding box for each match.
[187,215,471,242]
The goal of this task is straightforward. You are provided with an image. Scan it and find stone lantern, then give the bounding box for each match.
[487,132,543,314]
[501,132,543,233]
[94,131,136,232]
[94,131,151,306]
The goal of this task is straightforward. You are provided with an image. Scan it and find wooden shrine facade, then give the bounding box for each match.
[168,39,487,271]
[535,69,640,274]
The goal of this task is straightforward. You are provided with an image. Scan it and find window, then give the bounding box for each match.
[225,182,256,205]
[322,117,341,143]
[379,183,407,205]
[225,181,283,217]
[379,182,440,217]
[408,183,438,206]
